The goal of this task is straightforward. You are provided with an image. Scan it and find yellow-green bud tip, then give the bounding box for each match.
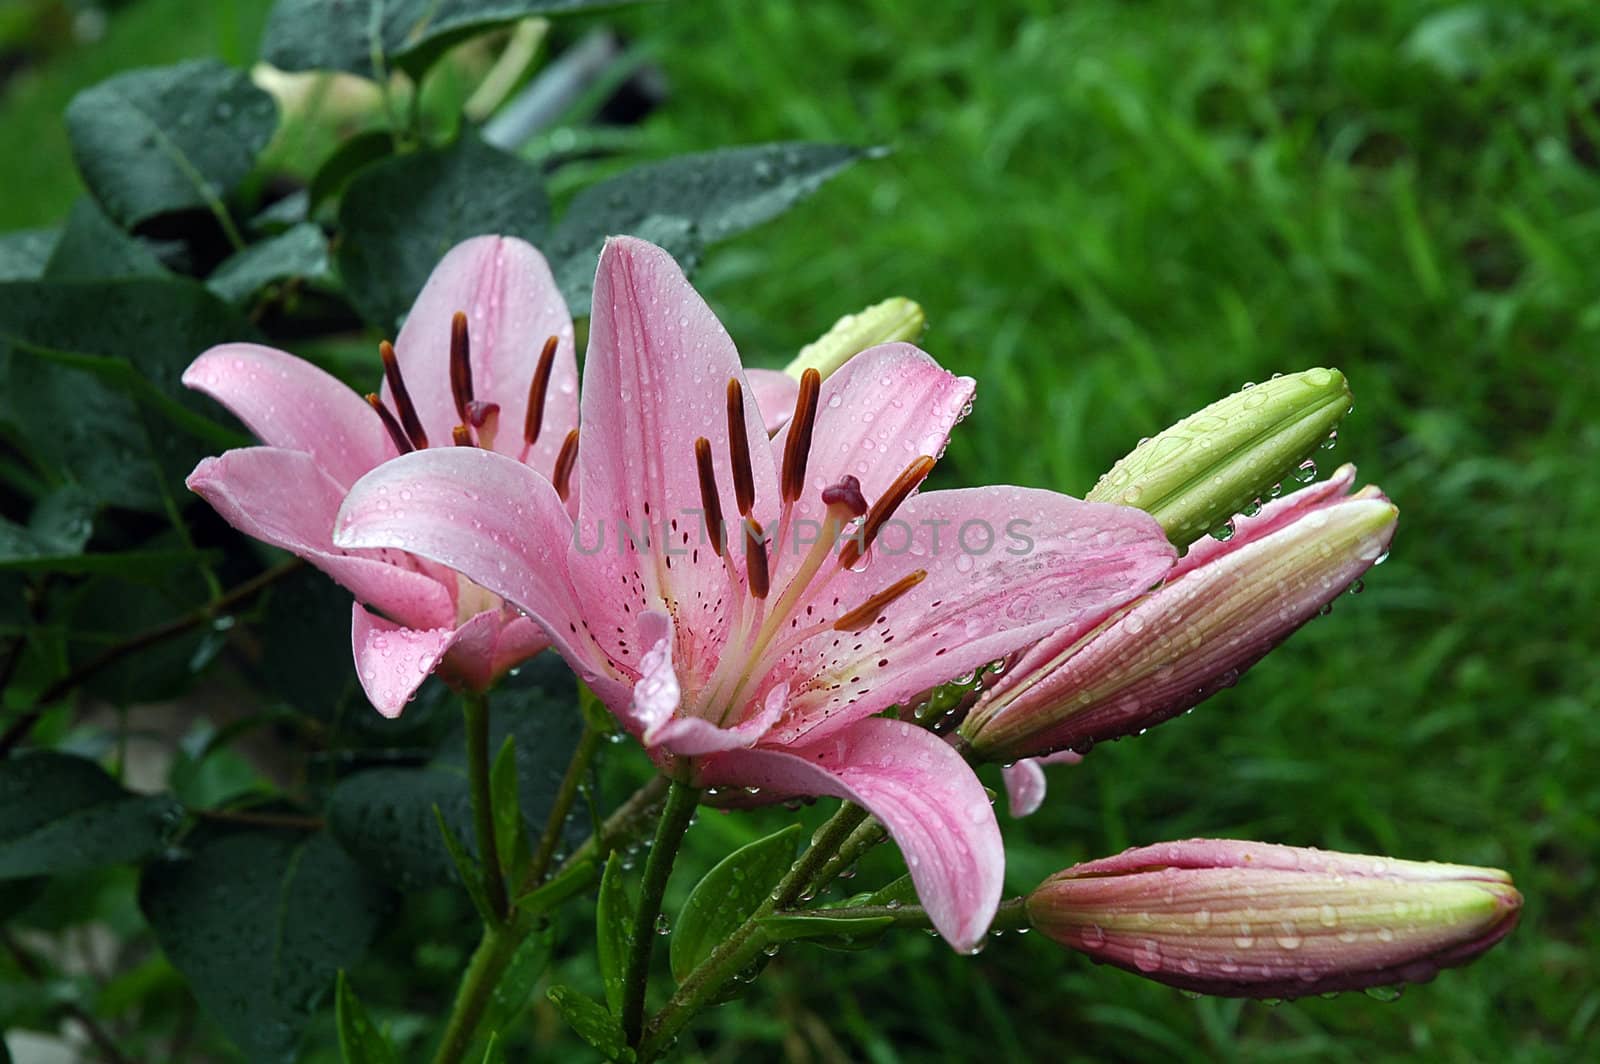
[785,297,926,381]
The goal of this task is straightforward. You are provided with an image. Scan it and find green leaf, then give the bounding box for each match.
[44,198,168,281]
[337,133,550,331]
[141,829,389,1064]
[479,925,554,1043]
[757,912,896,950]
[550,142,874,314]
[490,734,529,877]
[335,971,397,1064]
[0,229,58,281]
[435,804,495,924]
[307,130,398,215]
[865,872,917,908]
[207,223,331,305]
[327,657,585,889]
[0,752,183,879]
[669,823,800,984]
[261,0,644,81]
[65,59,278,228]
[516,857,595,912]
[0,486,96,566]
[596,852,632,1014]
[546,984,632,1063]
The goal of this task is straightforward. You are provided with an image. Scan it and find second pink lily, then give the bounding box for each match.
[334,236,1177,950]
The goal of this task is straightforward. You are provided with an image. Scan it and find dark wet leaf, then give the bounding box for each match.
[550,142,874,313]
[337,133,550,331]
[44,199,169,282]
[207,223,331,305]
[546,985,632,1062]
[0,752,183,879]
[0,229,58,281]
[66,59,278,228]
[141,829,389,1064]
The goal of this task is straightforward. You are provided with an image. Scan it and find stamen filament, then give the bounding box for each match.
[838,456,937,569]
[379,340,429,449]
[726,378,756,516]
[553,429,580,502]
[832,569,928,632]
[366,393,415,455]
[523,335,559,447]
[693,437,726,557]
[450,311,474,425]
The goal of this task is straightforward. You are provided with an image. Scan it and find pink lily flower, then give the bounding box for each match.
[333,236,1176,950]
[965,466,1397,814]
[183,236,583,717]
[1026,839,1522,998]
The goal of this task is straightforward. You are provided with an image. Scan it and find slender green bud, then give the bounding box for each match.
[785,297,926,381]
[1087,368,1352,550]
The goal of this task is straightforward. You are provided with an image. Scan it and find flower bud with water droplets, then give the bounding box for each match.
[1025,839,1521,999]
[1087,368,1352,550]
[962,465,1396,766]
[784,297,926,381]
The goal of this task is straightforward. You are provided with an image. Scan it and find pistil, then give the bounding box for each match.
[838,456,937,569]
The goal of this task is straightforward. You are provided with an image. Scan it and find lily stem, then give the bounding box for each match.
[620,780,699,1047]
[519,724,603,893]
[462,690,509,924]
[429,908,535,1064]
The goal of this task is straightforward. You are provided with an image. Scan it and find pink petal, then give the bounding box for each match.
[633,611,681,734]
[570,236,780,688]
[745,368,800,433]
[645,684,788,758]
[696,718,1003,952]
[187,447,452,627]
[1001,750,1083,818]
[332,446,623,704]
[351,605,456,718]
[391,236,578,473]
[487,616,551,681]
[184,343,392,490]
[767,486,1175,746]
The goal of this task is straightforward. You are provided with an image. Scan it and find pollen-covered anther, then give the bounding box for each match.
[743,518,770,600]
[451,424,475,447]
[694,437,726,557]
[449,311,474,424]
[553,429,580,502]
[523,335,559,446]
[781,368,822,504]
[832,569,927,632]
[726,378,756,516]
[379,340,428,449]
[838,455,937,569]
[366,393,415,455]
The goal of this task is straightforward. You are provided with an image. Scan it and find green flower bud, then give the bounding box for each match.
[1087,369,1352,550]
[785,297,926,381]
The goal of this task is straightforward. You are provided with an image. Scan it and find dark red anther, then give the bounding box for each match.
[832,569,926,632]
[450,311,474,425]
[838,456,937,570]
[524,335,559,446]
[379,340,429,449]
[726,378,755,516]
[780,368,821,504]
[366,393,415,455]
[552,429,580,502]
[694,437,726,558]
[743,518,770,600]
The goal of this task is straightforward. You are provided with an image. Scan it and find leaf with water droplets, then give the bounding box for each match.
[65,59,278,229]
[141,827,389,1064]
[546,984,633,1063]
[0,751,183,879]
[206,223,331,306]
[669,823,802,985]
[551,143,878,314]
[596,852,633,1014]
[757,912,896,950]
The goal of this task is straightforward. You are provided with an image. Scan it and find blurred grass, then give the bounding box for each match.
[3,0,1597,1061]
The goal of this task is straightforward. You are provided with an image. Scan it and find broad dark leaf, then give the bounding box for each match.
[669,823,801,983]
[207,223,331,305]
[0,229,58,281]
[337,133,550,331]
[0,752,182,879]
[307,130,398,215]
[328,657,585,889]
[0,487,96,566]
[141,829,389,1064]
[550,142,874,313]
[44,198,168,281]
[261,0,642,80]
[65,59,278,228]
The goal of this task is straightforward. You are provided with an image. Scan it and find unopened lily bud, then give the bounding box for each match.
[1088,368,1352,549]
[963,465,1395,765]
[785,297,926,381]
[1026,839,1521,999]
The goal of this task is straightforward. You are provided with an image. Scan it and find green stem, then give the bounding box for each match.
[802,814,886,897]
[770,897,1029,934]
[518,725,602,893]
[429,909,534,1064]
[620,780,699,1047]
[639,801,869,1060]
[462,690,509,923]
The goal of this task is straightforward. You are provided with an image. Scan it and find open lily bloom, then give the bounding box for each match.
[334,236,1176,950]
[184,236,580,717]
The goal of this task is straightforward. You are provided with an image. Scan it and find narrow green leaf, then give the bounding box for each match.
[207,223,331,305]
[65,59,278,228]
[0,752,183,879]
[335,971,398,1064]
[337,133,549,331]
[865,873,917,907]
[546,985,633,1063]
[596,851,632,1015]
[757,912,896,950]
[550,142,875,314]
[141,829,389,1064]
[435,804,495,925]
[669,823,801,984]
[479,925,555,1045]
[490,734,529,878]
[515,857,596,912]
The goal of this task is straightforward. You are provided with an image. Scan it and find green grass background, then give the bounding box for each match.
[3,0,1596,1060]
